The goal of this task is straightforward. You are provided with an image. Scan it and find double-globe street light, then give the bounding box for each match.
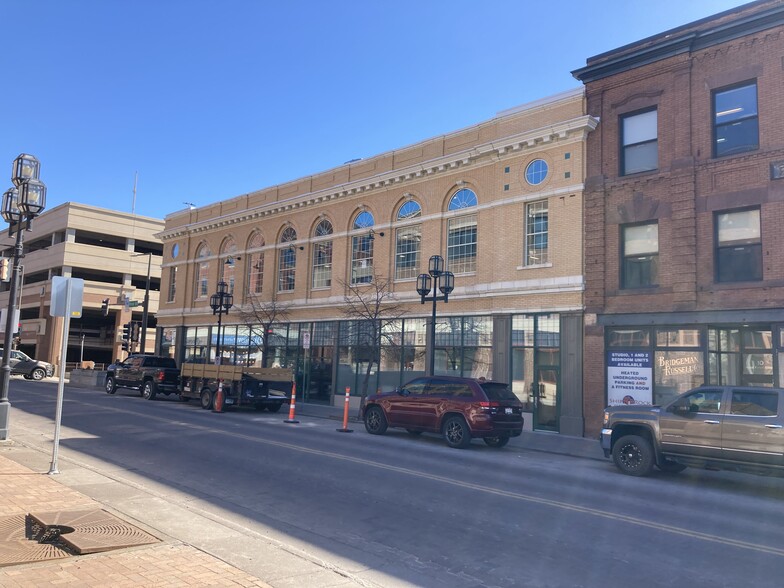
[210,281,233,364]
[0,154,47,440]
[417,255,455,376]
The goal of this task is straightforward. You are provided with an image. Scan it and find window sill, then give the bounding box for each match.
[703,279,767,290]
[517,263,553,271]
[310,286,331,292]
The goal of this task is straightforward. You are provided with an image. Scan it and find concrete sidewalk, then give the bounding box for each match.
[0,396,602,587]
[0,450,273,587]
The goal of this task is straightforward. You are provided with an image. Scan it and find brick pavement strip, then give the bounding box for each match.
[0,453,272,587]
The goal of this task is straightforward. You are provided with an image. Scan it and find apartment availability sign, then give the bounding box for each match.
[607,351,653,406]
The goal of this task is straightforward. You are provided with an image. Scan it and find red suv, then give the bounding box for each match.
[362,376,524,448]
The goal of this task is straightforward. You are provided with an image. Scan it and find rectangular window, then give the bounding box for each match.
[395,226,421,280]
[247,253,263,296]
[278,248,296,292]
[312,241,332,288]
[167,266,177,302]
[715,208,761,282]
[447,214,477,273]
[621,109,658,175]
[622,222,658,288]
[195,261,208,298]
[525,201,548,265]
[713,82,758,157]
[351,235,374,284]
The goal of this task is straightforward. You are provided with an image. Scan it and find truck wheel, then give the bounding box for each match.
[31,368,46,381]
[142,381,157,400]
[267,403,283,413]
[612,434,655,476]
[200,389,213,410]
[105,377,117,394]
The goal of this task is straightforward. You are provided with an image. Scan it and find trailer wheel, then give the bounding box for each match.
[200,389,213,410]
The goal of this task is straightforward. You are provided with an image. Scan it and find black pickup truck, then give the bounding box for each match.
[105,355,180,400]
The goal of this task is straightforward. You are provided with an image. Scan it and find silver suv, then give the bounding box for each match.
[0,348,54,380]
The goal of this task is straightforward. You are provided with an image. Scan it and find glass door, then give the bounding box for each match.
[533,367,559,431]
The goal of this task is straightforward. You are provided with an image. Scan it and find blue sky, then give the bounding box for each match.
[1,0,749,220]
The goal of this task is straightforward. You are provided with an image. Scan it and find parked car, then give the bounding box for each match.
[105,355,180,399]
[0,348,54,380]
[362,376,524,448]
[601,385,784,477]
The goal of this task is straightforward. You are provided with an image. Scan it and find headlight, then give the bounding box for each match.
[603,411,609,426]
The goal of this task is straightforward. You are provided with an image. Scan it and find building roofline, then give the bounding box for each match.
[164,88,585,226]
[572,0,784,83]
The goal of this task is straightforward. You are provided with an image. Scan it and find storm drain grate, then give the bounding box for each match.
[0,509,159,566]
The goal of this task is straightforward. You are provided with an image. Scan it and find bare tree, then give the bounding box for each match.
[236,294,292,368]
[340,273,406,416]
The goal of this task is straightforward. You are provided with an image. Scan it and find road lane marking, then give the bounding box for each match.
[19,385,784,558]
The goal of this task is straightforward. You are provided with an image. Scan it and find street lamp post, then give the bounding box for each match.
[416,255,455,376]
[210,281,233,364]
[0,154,47,440]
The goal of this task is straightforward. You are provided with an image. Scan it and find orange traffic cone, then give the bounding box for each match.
[284,382,299,423]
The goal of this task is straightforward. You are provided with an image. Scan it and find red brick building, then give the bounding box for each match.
[573,0,784,436]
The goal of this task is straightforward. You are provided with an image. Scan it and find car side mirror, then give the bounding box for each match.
[668,402,690,416]
[397,387,410,396]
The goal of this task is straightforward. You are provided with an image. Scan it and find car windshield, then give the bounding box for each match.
[480,382,517,401]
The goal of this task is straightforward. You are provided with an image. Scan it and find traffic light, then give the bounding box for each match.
[101,298,110,317]
[121,322,131,351]
[130,321,141,343]
[0,258,9,282]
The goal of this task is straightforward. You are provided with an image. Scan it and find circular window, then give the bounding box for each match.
[172,244,179,258]
[525,159,549,185]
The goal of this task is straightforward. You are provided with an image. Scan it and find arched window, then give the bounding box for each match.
[351,211,374,284]
[219,237,238,294]
[194,243,211,298]
[447,188,477,273]
[448,188,478,211]
[278,227,298,292]
[246,232,264,297]
[395,200,422,280]
[312,219,333,289]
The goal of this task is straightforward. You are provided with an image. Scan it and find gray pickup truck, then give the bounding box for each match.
[601,385,784,477]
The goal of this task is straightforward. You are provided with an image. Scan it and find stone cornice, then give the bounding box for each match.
[157,115,598,241]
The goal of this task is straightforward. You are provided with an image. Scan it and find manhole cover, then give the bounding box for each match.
[0,509,159,566]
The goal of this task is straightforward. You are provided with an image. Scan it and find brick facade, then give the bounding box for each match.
[575,0,784,436]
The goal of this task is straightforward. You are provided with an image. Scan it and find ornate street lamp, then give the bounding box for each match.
[210,281,233,364]
[417,255,455,376]
[0,154,46,440]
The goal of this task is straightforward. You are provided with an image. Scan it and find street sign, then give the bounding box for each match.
[302,331,310,350]
[128,300,140,307]
[50,277,84,318]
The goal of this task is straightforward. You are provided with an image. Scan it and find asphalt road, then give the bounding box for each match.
[5,378,784,587]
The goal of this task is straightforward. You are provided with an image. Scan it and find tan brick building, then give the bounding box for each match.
[573,0,784,436]
[157,88,597,435]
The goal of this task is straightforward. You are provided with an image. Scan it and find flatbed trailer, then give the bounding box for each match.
[179,363,293,411]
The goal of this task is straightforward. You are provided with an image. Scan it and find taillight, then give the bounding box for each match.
[157,370,165,382]
[478,401,500,410]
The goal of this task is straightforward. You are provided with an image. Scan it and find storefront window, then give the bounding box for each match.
[654,350,703,405]
[607,328,650,348]
[160,327,177,360]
